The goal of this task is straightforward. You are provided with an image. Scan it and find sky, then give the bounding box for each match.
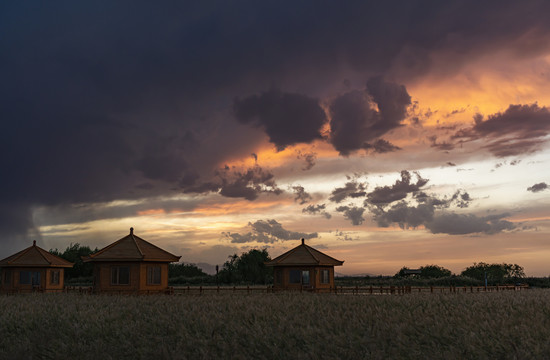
[2,1,550,276]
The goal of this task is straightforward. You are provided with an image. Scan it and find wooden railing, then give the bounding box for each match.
[2,284,528,295]
[330,284,529,295]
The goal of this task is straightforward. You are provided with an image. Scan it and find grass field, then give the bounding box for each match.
[1,290,549,359]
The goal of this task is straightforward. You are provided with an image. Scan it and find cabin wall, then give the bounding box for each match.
[93,262,141,293]
[273,266,336,292]
[92,262,170,293]
[0,267,65,293]
[138,263,169,291]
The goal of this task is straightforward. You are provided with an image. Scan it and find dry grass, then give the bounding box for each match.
[1,290,549,359]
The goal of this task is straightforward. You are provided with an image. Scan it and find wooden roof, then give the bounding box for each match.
[0,241,73,268]
[266,239,344,267]
[83,228,181,263]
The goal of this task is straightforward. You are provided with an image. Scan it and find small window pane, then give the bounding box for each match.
[321,269,330,284]
[147,266,161,285]
[111,266,130,285]
[302,270,310,285]
[20,271,31,285]
[31,272,41,286]
[50,270,60,285]
[118,267,130,285]
[289,270,301,284]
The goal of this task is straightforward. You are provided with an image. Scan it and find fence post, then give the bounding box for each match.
[430,286,433,293]
[369,286,373,294]
[247,285,250,294]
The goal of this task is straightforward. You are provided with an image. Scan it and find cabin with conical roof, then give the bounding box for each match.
[0,241,74,293]
[265,238,343,292]
[83,228,181,294]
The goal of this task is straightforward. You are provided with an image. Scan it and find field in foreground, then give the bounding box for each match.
[1,290,549,359]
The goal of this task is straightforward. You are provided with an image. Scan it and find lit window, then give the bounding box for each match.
[147,266,161,285]
[321,269,330,284]
[111,267,130,285]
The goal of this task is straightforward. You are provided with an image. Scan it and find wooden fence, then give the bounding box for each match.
[169,284,529,295]
[7,284,527,295]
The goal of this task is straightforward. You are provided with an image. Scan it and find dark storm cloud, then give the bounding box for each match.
[329,77,411,156]
[2,0,550,247]
[366,170,428,205]
[452,104,550,157]
[329,178,367,203]
[527,182,548,193]
[234,88,327,151]
[292,185,312,205]
[222,219,317,244]
[302,204,332,219]
[336,206,366,226]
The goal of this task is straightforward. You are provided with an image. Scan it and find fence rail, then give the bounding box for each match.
[2,284,529,295]
[170,284,529,295]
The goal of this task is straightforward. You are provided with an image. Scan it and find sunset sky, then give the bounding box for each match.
[2,1,550,276]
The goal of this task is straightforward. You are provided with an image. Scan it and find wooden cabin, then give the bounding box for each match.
[0,241,73,293]
[83,228,180,294]
[266,238,343,292]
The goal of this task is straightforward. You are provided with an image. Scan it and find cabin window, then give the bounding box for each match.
[3,270,11,284]
[20,271,41,285]
[147,266,161,285]
[321,269,330,284]
[111,266,130,285]
[289,270,301,284]
[50,270,60,285]
[301,270,310,285]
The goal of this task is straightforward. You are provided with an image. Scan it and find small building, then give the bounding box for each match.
[83,228,181,294]
[0,241,73,293]
[266,238,343,292]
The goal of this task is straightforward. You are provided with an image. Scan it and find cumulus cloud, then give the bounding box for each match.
[452,104,550,157]
[336,206,365,226]
[292,185,312,205]
[185,165,282,201]
[222,219,317,243]
[329,177,367,203]
[329,77,411,156]
[371,200,515,235]
[366,170,428,205]
[296,150,317,171]
[234,88,327,151]
[527,182,548,193]
[426,213,515,235]
[302,204,332,219]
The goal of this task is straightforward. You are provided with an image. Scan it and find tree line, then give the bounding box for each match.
[51,244,537,286]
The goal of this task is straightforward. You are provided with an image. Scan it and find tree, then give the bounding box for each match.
[461,262,525,284]
[49,243,98,279]
[169,263,208,278]
[395,265,451,278]
[218,249,272,284]
[419,265,452,278]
